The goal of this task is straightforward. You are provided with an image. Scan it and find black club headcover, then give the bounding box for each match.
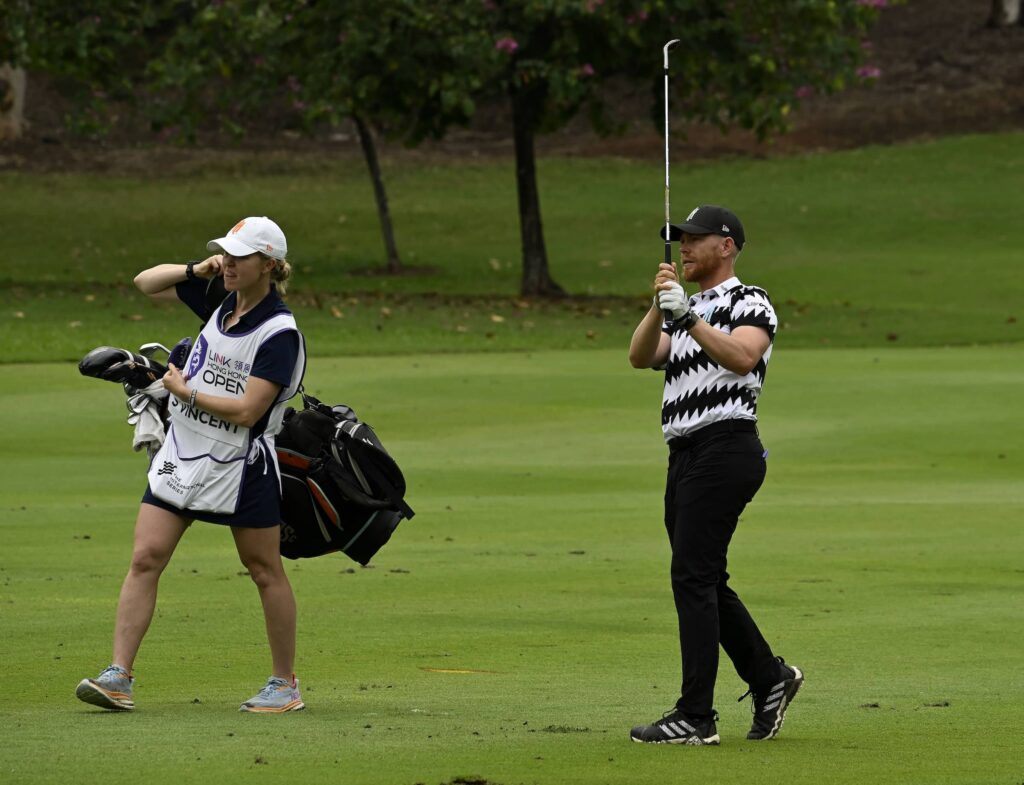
[167,337,193,371]
[79,346,168,390]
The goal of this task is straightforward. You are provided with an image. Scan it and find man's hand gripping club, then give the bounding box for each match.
[654,263,698,330]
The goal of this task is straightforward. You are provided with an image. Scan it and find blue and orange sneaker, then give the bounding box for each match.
[76,665,135,711]
[239,675,305,713]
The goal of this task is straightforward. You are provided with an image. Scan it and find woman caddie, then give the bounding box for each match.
[76,216,308,713]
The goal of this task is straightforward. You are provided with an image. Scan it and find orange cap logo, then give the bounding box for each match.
[266,243,273,251]
[230,220,246,234]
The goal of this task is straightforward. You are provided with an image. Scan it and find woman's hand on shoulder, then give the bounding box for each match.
[195,254,224,279]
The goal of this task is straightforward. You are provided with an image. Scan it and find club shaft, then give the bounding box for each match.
[664,65,672,265]
[662,39,681,317]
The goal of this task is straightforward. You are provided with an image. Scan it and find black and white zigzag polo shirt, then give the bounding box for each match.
[661,275,778,440]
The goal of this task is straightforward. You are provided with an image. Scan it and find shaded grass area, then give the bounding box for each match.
[0,283,652,362]
[2,347,1022,784]
[2,132,1023,362]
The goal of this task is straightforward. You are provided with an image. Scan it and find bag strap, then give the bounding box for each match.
[332,423,414,519]
[353,452,415,520]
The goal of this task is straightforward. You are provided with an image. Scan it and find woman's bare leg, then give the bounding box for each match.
[111,503,190,670]
[232,525,295,678]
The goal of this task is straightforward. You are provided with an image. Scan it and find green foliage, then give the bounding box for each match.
[6,1,185,134]
[479,0,619,132]
[273,0,492,143]
[21,0,495,146]
[0,0,31,66]
[11,0,894,143]
[479,0,895,139]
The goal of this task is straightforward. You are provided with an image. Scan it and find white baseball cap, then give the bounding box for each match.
[207,216,288,260]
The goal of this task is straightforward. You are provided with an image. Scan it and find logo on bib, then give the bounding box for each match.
[156,461,176,476]
[186,335,208,380]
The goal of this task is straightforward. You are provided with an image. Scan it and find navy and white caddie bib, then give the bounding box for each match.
[148,304,304,515]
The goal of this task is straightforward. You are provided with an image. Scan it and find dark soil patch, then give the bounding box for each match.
[438,777,497,785]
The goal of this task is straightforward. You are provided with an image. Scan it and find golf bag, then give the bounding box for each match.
[276,393,414,564]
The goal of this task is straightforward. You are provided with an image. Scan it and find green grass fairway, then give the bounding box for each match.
[2,347,1022,785]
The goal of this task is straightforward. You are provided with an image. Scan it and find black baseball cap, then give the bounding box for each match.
[660,205,745,250]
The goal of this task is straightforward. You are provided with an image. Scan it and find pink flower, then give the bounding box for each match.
[580,63,595,77]
[495,37,519,54]
[856,65,882,79]
[795,85,814,99]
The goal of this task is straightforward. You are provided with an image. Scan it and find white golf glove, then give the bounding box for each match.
[656,282,695,325]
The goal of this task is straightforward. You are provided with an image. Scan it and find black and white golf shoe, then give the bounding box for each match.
[741,658,804,741]
[630,708,720,745]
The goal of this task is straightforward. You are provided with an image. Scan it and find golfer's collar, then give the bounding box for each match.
[220,286,284,331]
[693,276,741,301]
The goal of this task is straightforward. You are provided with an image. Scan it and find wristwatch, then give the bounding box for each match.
[185,261,197,280]
[677,310,699,330]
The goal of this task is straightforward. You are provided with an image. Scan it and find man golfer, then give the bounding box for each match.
[627,205,802,745]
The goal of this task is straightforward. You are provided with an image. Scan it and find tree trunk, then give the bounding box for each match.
[511,89,566,298]
[353,113,403,273]
[988,0,1021,26]
[0,65,26,141]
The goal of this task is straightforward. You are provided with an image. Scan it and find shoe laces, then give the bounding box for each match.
[256,677,290,699]
[739,656,789,713]
[100,665,129,682]
[737,687,758,715]
[659,707,719,726]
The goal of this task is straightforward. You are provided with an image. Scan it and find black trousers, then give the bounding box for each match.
[663,420,781,717]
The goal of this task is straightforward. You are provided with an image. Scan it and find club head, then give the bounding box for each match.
[663,39,681,67]
[139,342,172,359]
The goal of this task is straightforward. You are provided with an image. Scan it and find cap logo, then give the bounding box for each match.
[230,220,246,234]
[722,224,730,232]
[266,243,273,251]
[687,207,699,220]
